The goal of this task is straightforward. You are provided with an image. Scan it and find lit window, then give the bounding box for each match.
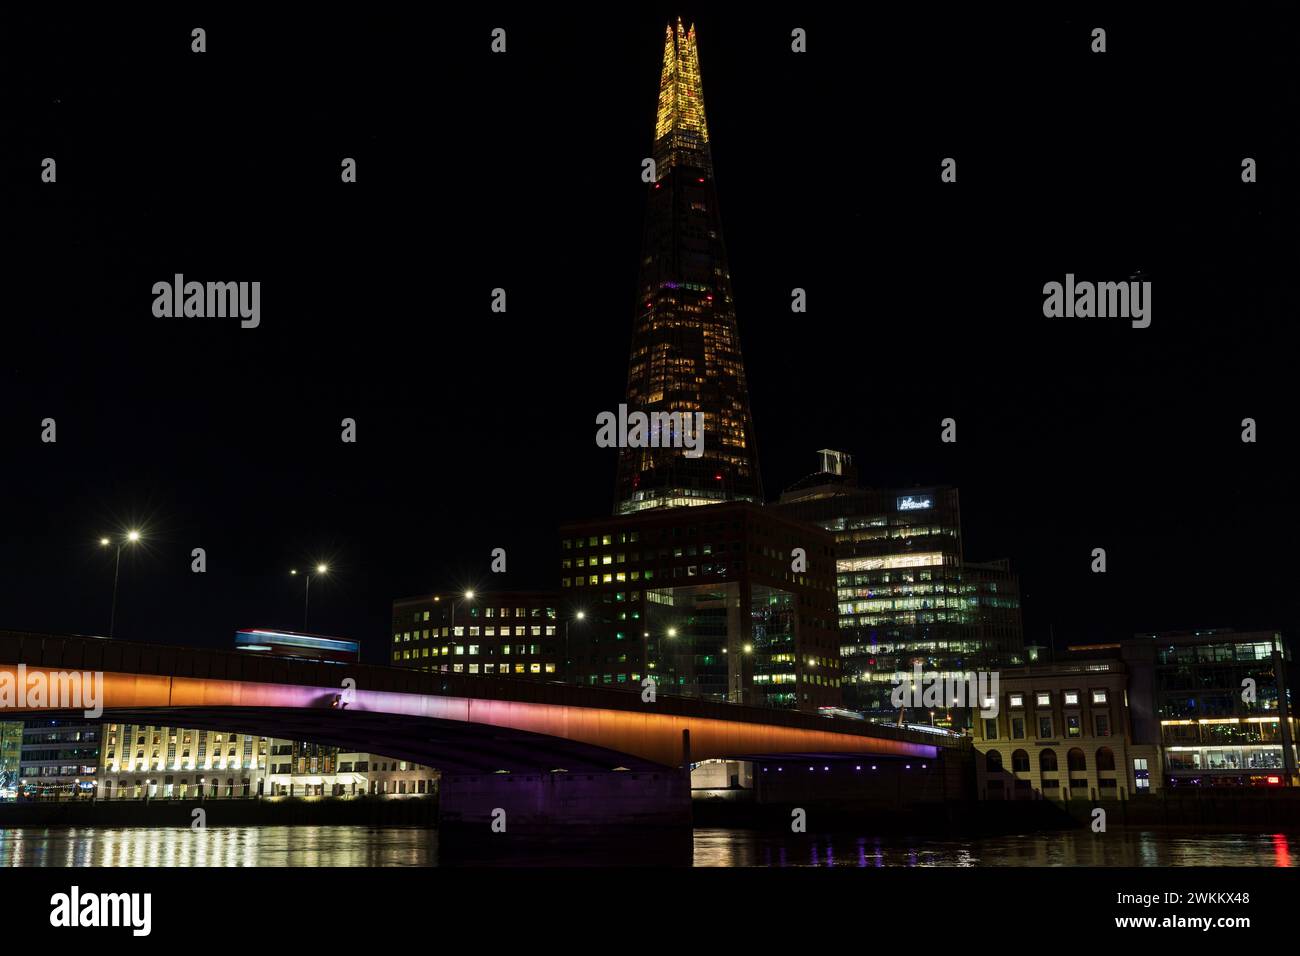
[1036,692,1050,707]
[1134,758,1150,789]
[1092,690,1108,704]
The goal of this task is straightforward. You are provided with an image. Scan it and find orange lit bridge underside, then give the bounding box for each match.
[2,667,941,772]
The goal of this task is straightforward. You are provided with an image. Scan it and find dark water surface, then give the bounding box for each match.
[0,826,1294,867]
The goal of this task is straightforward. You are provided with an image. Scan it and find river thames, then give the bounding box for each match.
[0,826,1294,867]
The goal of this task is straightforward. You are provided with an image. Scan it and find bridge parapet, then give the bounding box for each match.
[0,628,968,754]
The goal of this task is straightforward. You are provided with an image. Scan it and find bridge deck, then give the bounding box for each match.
[1,629,967,771]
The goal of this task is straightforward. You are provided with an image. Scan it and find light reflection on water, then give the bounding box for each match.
[691,829,1297,867]
[0,826,1293,867]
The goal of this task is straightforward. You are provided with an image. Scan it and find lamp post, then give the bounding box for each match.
[447,589,475,637]
[290,564,329,630]
[100,530,141,639]
[666,627,680,694]
[563,611,586,683]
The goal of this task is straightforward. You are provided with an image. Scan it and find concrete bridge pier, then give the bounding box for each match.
[437,768,693,844]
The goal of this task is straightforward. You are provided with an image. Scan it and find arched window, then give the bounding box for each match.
[1096,747,1116,771]
[1067,748,1087,772]
[1011,749,1030,772]
[1040,749,1058,772]
[986,750,1003,772]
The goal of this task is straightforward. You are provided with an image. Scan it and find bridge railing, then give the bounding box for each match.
[0,628,966,750]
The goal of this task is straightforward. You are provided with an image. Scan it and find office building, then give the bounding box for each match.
[1093,629,1297,787]
[97,724,268,799]
[18,719,101,799]
[391,591,562,680]
[973,657,1163,800]
[265,749,436,798]
[976,628,1299,798]
[772,450,1025,720]
[560,500,841,711]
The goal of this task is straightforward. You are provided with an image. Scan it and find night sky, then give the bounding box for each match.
[2,6,1296,663]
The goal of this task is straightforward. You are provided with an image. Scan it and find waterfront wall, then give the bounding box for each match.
[1055,791,1300,828]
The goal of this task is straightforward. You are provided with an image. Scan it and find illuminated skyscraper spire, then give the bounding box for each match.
[615,22,763,514]
[654,19,711,176]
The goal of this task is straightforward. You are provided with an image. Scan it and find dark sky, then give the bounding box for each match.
[2,6,1296,663]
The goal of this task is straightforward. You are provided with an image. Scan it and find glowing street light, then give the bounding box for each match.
[100,530,143,639]
[291,563,329,630]
[448,589,477,637]
[564,610,588,682]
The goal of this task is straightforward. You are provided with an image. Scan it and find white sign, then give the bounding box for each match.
[897,495,932,511]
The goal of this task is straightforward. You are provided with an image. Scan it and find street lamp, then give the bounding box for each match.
[662,627,683,694]
[100,530,142,639]
[290,563,329,630]
[563,610,586,683]
[448,589,476,638]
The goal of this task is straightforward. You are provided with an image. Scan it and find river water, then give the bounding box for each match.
[0,826,1294,867]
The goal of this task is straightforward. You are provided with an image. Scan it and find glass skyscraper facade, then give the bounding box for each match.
[614,20,763,514]
[773,450,1025,721]
[1145,629,1297,785]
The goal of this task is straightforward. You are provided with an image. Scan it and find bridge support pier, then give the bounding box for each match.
[437,768,692,842]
